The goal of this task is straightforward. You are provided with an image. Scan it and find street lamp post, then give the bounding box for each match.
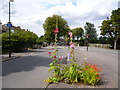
[8,0,14,57]
[8,0,11,57]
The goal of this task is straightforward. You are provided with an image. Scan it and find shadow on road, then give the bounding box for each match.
[2,55,52,76]
[15,48,47,53]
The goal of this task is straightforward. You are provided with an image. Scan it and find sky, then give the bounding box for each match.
[0,0,119,37]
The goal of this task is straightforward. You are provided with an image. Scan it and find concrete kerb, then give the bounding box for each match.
[1,49,42,62]
[1,56,21,62]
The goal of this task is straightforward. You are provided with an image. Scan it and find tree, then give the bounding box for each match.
[36,35,48,45]
[43,14,70,42]
[84,22,98,43]
[100,8,120,49]
[72,27,84,41]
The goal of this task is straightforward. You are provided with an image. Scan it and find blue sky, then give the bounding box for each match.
[0,0,119,37]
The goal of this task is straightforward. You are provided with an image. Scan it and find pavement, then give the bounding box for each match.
[1,48,48,62]
[1,46,119,89]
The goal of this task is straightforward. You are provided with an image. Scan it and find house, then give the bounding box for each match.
[0,21,21,34]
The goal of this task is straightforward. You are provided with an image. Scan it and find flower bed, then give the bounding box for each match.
[45,29,102,86]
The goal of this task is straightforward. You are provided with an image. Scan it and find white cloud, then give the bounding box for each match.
[0,0,119,37]
[99,8,109,16]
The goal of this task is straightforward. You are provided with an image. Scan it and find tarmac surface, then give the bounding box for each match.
[1,46,119,88]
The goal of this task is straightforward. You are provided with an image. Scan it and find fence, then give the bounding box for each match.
[89,44,111,48]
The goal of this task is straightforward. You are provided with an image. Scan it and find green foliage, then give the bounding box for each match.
[84,22,98,43]
[72,27,84,41]
[46,60,101,85]
[81,64,101,85]
[2,28,38,53]
[79,37,85,46]
[98,36,110,44]
[43,14,70,42]
[100,8,120,49]
[36,35,49,45]
[49,62,61,76]
[62,63,82,84]
[45,76,62,83]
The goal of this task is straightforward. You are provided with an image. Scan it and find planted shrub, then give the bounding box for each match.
[81,63,101,85]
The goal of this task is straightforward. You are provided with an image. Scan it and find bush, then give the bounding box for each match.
[1,29,38,53]
[81,64,101,85]
[46,59,101,85]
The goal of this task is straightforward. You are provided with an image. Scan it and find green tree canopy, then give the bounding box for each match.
[36,35,49,45]
[72,27,84,41]
[43,14,70,42]
[100,8,120,49]
[84,22,98,43]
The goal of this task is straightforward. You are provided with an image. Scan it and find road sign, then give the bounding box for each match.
[6,23,12,27]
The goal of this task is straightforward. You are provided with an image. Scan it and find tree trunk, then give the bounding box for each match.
[114,38,117,50]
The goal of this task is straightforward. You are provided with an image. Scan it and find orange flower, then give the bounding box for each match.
[94,65,96,66]
[91,65,101,72]
[89,69,93,72]
[96,77,100,80]
[96,73,99,75]
[88,64,92,66]
[84,68,86,70]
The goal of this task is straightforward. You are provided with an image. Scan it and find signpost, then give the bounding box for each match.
[6,23,12,27]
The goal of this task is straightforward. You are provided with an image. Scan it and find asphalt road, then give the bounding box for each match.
[2,46,119,88]
[2,47,52,88]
